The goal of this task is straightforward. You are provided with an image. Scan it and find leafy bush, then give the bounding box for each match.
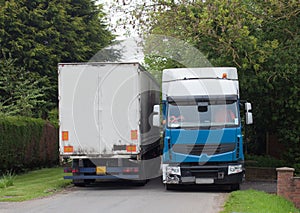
[0,116,58,174]
[0,171,15,188]
[48,108,59,128]
[294,163,300,176]
[245,154,286,168]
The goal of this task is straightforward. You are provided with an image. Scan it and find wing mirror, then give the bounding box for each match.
[152,105,160,127]
[245,102,253,125]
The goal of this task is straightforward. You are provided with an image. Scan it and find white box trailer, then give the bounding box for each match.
[58,62,161,186]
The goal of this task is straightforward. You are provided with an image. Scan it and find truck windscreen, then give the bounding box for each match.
[167,100,239,129]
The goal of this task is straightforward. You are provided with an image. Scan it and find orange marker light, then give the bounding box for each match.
[126,145,137,152]
[64,146,73,153]
[131,130,138,140]
[222,73,228,79]
[62,131,69,141]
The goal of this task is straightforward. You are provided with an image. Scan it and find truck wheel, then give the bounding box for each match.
[84,179,95,185]
[132,179,147,186]
[230,184,240,191]
[165,184,174,190]
[73,180,85,187]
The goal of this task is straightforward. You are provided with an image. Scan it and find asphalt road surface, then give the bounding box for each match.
[0,177,228,213]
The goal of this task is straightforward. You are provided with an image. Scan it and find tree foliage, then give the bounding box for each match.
[0,57,48,117]
[0,0,114,109]
[113,0,300,166]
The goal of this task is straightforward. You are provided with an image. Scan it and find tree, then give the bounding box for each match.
[0,0,115,111]
[0,57,48,117]
[248,0,300,169]
[114,0,300,168]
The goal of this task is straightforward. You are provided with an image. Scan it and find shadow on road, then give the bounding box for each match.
[74,176,232,193]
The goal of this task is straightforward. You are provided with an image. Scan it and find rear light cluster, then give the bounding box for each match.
[72,169,79,173]
[122,167,139,173]
[64,168,72,173]
[64,168,80,173]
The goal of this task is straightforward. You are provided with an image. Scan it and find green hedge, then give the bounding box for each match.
[0,116,58,174]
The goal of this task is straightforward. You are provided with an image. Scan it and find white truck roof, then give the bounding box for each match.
[162,67,239,100]
[163,67,238,82]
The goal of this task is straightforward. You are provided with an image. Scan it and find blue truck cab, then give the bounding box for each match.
[152,67,253,190]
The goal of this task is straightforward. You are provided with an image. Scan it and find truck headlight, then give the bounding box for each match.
[228,165,243,175]
[166,166,181,176]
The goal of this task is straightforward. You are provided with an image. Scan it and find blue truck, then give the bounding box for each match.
[152,67,253,190]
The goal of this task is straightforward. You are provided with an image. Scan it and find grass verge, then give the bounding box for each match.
[0,167,71,202]
[221,189,300,213]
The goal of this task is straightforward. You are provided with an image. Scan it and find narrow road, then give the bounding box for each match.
[0,177,228,213]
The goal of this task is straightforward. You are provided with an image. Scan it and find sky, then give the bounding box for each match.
[96,0,137,39]
[96,0,144,63]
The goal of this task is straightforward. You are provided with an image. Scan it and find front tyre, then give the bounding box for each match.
[165,184,176,190]
[230,184,240,191]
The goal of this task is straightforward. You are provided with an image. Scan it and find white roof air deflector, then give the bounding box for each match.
[162,67,239,101]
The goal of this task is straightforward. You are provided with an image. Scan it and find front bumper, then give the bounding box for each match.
[162,163,244,185]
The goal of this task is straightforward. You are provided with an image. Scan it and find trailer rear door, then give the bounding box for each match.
[59,63,140,156]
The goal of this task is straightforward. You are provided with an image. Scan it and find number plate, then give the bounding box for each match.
[196,178,214,184]
[96,166,106,175]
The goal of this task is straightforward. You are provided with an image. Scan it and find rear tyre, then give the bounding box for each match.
[73,180,85,187]
[132,179,147,186]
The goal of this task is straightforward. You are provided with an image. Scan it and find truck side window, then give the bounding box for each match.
[213,105,236,123]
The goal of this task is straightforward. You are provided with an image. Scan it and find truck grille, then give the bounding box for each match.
[172,143,236,155]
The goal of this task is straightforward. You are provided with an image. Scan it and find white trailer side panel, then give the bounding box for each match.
[59,63,140,156]
[138,71,161,146]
